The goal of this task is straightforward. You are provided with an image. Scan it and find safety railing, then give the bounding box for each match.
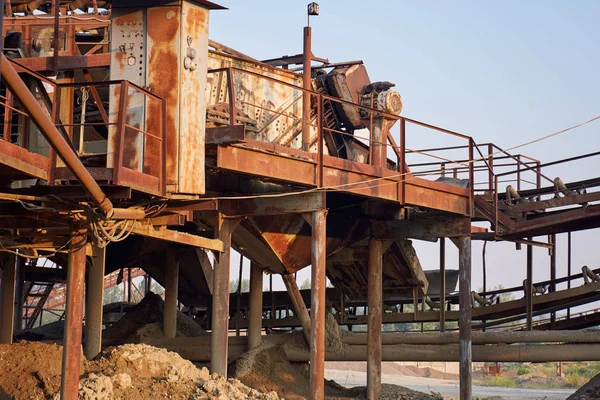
[2,60,166,196]
[207,66,475,207]
[49,79,167,195]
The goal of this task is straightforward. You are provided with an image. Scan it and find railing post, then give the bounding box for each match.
[113,81,129,185]
[536,161,541,189]
[317,93,323,188]
[469,139,474,215]
[488,143,494,193]
[399,118,406,204]
[516,154,522,191]
[227,68,237,126]
[47,80,59,184]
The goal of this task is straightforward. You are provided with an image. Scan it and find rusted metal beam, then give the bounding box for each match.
[310,210,327,400]
[84,243,105,360]
[367,238,382,400]
[130,222,224,252]
[248,261,263,350]
[10,54,110,72]
[458,236,472,400]
[510,190,600,213]
[282,273,311,344]
[164,249,179,339]
[1,53,113,215]
[372,217,471,240]
[211,216,241,377]
[0,254,16,344]
[60,227,87,400]
[221,192,326,216]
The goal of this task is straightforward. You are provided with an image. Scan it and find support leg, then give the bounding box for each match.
[248,261,263,350]
[367,238,382,400]
[310,210,327,400]
[282,273,311,343]
[440,237,446,332]
[458,236,472,400]
[526,241,533,331]
[14,256,24,331]
[211,217,240,377]
[549,234,556,329]
[84,243,105,359]
[60,228,87,400]
[0,255,16,344]
[164,249,179,339]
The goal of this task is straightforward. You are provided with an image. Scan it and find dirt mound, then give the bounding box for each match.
[0,341,278,400]
[567,372,600,399]
[232,317,438,400]
[103,292,207,341]
[0,341,65,399]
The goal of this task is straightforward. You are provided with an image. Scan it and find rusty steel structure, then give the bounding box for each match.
[0,2,600,400]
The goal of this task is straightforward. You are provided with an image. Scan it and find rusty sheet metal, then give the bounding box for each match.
[146,6,180,188]
[177,1,208,194]
[326,239,429,300]
[207,52,324,154]
[247,212,369,273]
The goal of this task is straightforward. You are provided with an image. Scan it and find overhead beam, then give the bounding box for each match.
[372,217,471,240]
[130,222,224,252]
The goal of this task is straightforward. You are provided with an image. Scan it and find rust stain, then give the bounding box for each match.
[146,7,180,186]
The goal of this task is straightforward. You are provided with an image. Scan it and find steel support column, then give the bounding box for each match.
[458,236,472,400]
[211,217,240,377]
[60,228,87,400]
[248,261,263,350]
[310,210,327,400]
[84,243,105,359]
[526,241,533,331]
[440,237,446,332]
[14,256,24,332]
[367,238,383,400]
[302,26,312,151]
[164,249,179,339]
[550,234,556,329]
[282,273,311,343]
[0,255,16,344]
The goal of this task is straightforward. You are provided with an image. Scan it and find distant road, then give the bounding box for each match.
[325,369,575,400]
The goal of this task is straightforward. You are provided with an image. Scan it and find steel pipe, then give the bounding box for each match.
[284,343,600,363]
[282,273,311,344]
[248,261,263,350]
[163,249,179,339]
[342,330,600,345]
[84,243,105,359]
[0,54,113,215]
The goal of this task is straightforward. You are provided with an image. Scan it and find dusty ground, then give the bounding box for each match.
[0,342,278,400]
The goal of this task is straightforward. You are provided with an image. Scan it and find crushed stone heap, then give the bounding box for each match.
[0,341,278,400]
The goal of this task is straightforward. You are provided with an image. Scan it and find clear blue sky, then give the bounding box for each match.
[211,2,600,304]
